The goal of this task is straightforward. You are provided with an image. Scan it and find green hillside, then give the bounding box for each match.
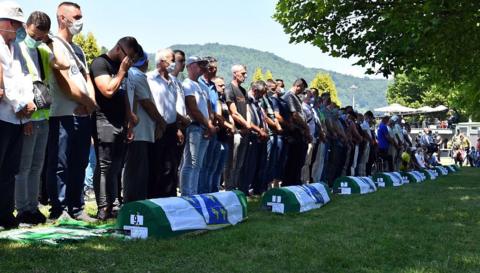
[151,43,389,110]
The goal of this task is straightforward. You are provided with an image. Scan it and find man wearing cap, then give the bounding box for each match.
[0,0,35,229]
[179,56,216,196]
[46,2,97,221]
[123,50,164,203]
[377,116,394,171]
[147,48,181,198]
[90,36,141,219]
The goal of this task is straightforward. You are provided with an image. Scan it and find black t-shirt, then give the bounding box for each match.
[225,83,248,129]
[90,54,126,126]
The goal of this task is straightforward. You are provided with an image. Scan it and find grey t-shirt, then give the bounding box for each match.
[282,90,304,120]
[49,37,89,117]
[127,67,155,143]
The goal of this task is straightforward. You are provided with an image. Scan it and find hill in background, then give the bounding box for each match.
[150,43,390,110]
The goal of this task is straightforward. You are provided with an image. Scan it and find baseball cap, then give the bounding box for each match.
[186,56,208,66]
[133,51,148,68]
[0,1,25,23]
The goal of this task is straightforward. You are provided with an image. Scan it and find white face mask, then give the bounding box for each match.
[68,19,83,35]
[166,62,176,74]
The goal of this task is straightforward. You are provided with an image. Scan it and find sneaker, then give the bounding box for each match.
[73,211,97,223]
[0,213,19,229]
[31,209,47,224]
[16,211,39,225]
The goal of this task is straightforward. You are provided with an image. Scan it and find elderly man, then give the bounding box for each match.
[224,64,251,192]
[47,2,97,221]
[179,56,215,196]
[147,48,181,198]
[0,1,36,229]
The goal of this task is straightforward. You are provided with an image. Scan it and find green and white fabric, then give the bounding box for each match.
[435,166,449,175]
[401,171,426,183]
[446,165,457,173]
[333,176,377,195]
[373,172,406,187]
[116,190,247,239]
[450,164,460,171]
[0,220,114,245]
[261,183,331,214]
[421,169,438,180]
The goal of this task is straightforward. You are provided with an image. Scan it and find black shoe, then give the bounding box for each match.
[0,213,19,229]
[16,211,39,225]
[48,209,64,220]
[96,208,109,221]
[74,211,97,223]
[31,209,47,224]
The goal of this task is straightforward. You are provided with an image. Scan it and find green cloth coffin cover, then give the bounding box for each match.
[116,190,247,239]
[400,171,426,183]
[445,165,457,173]
[372,173,398,188]
[261,183,331,214]
[333,176,377,195]
[435,166,449,175]
[450,164,460,171]
[420,169,438,180]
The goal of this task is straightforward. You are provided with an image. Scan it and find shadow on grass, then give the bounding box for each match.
[1,168,479,273]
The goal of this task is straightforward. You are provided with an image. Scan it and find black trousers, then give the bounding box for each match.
[0,120,23,218]
[283,133,308,186]
[123,141,151,203]
[149,125,179,198]
[378,148,394,172]
[366,144,376,176]
[93,118,126,209]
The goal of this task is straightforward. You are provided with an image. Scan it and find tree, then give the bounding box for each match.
[274,0,480,118]
[264,69,273,80]
[310,72,341,106]
[73,32,101,65]
[252,67,264,81]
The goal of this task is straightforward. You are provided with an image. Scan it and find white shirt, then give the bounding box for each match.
[182,78,209,121]
[170,74,186,117]
[0,36,34,124]
[415,152,426,168]
[361,120,372,138]
[147,70,177,125]
[127,67,155,143]
[302,102,317,139]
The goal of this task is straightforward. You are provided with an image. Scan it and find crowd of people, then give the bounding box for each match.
[0,1,463,230]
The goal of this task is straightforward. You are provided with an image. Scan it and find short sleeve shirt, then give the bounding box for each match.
[49,37,88,117]
[147,70,177,125]
[183,78,209,121]
[282,90,304,119]
[225,83,248,128]
[377,122,390,150]
[127,67,155,143]
[90,54,126,126]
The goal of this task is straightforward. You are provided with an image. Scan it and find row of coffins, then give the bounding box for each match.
[116,165,459,239]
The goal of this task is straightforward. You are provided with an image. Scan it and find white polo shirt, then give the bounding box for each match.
[147,70,177,125]
[182,78,209,121]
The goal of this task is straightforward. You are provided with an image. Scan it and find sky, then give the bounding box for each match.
[17,0,376,78]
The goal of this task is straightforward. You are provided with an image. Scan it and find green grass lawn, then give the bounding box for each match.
[1,168,479,273]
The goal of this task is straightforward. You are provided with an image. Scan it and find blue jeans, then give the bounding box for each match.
[265,135,282,183]
[84,144,96,190]
[15,119,49,213]
[198,135,219,194]
[180,125,209,196]
[47,116,91,217]
[210,141,229,192]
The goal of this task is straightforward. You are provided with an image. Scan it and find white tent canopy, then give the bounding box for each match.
[374,103,416,114]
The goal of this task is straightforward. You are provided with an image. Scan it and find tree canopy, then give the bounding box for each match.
[310,73,341,106]
[73,32,101,65]
[274,0,480,118]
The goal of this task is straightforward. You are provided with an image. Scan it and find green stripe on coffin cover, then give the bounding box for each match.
[373,172,407,187]
[400,171,426,183]
[420,169,438,180]
[435,166,449,175]
[261,183,331,214]
[333,176,377,195]
[450,164,460,171]
[116,190,247,239]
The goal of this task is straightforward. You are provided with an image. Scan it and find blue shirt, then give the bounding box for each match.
[377,122,390,150]
[198,76,218,113]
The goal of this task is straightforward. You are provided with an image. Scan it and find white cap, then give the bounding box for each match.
[0,1,24,23]
[186,56,208,66]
